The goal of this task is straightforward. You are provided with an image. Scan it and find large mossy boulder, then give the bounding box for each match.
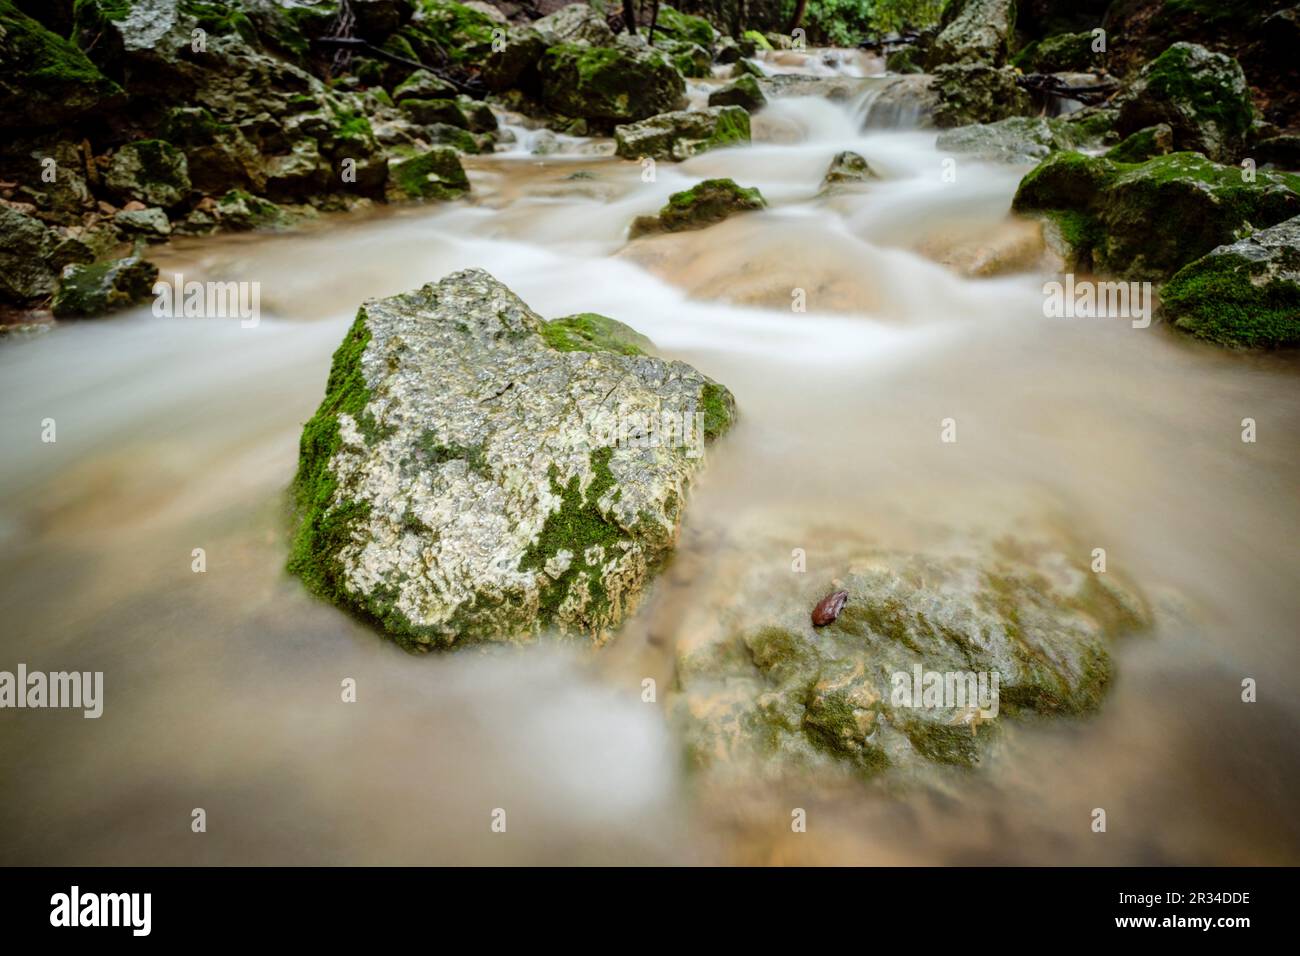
[0,0,123,128]
[927,0,1016,68]
[651,5,715,50]
[1012,150,1300,280]
[630,178,765,238]
[671,523,1151,784]
[1114,42,1254,164]
[384,146,469,201]
[51,255,158,318]
[287,269,735,648]
[613,106,750,162]
[540,42,686,127]
[930,64,1031,128]
[1160,215,1300,349]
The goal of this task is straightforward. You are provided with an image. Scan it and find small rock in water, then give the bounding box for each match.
[811,589,849,627]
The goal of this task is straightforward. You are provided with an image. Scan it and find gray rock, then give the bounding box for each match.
[113,206,172,238]
[614,106,751,162]
[51,255,159,318]
[937,116,1083,164]
[820,150,875,192]
[928,0,1016,67]
[287,269,736,648]
[0,206,93,304]
[534,3,616,47]
[707,75,766,112]
[930,0,1019,67]
[103,140,192,208]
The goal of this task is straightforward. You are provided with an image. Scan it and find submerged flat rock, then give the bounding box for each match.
[289,269,735,649]
[670,519,1151,787]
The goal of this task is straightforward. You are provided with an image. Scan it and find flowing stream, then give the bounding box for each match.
[2,55,1298,865]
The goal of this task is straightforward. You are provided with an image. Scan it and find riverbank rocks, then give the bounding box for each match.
[0,206,93,304]
[707,75,766,112]
[51,255,158,318]
[937,116,1085,164]
[1012,151,1300,280]
[928,0,1016,68]
[384,146,469,202]
[614,107,750,162]
[630,179,766,238]
[1114,43,1254,164]
[671,521,1151,785]
[1160,215,1300,349]
[930,64,1031,128]
[0,0,124,129]
[287,269,736,647]
[540,43,687,127]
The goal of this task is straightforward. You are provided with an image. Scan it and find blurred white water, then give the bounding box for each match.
[2,75,1298,865]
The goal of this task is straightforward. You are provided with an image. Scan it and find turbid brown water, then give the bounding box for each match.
[2,61,1298,865]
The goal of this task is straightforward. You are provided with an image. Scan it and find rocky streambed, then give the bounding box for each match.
[1,0,1299,865]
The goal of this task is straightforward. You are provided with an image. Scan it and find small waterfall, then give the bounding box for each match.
[855,75,937,130]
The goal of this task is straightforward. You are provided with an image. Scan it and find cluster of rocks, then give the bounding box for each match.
[0,0,759,322]
[903,0,1299,350]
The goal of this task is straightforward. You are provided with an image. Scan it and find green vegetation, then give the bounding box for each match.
[541,313,653,356]
[519,448,629,627]
[1162,250,1300,349]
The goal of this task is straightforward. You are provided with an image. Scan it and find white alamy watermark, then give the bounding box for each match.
[153,273,261,328]
[1043,274,1153,328]
[0,664,103,718]
[891,664,999,718]
[586,409,706,459]
[50,886,150,936]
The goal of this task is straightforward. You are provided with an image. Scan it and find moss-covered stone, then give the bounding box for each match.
[651,5,714,49]
[613,106,750,162]
[540,42,686,127]
[1160,215,1300,349]
[384,145,469,201]
[541,313,654,356]
[1012,30,1101,73]
[1105,123,1174,163]
[287,269,735,648]
[1115,42,1254,163]
[0,0,124,128]
[103,139,192,208]
[51,254,158,318]
[930,63,1032,128]
[399,97,469,128]
[672,529,1152,785]
[1012,150,1300,280]
[214,188,290,230]
[707,74,766,112]
[629,177,765,238]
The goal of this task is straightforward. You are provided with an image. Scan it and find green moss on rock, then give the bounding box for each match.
[541,313,654,356]
[0,0,123,128]
[630,177,766,237]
